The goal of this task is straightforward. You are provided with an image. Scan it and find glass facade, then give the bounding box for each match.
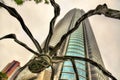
[58,9,109,80]
[60,24,87,80]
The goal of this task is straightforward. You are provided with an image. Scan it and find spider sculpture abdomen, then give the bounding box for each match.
[28,55,51,73]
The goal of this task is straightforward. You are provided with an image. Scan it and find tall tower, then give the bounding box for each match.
[49,9,109,80]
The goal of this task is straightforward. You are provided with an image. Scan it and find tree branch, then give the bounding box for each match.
[0,2,42,53]
[51,4,120,54]
[0,34,40,56]
[53,56,117,80]
[43,0,60,53]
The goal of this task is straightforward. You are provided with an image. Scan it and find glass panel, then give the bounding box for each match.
[62,66,74,73]
[68,45,84,49]
[69,43,84,47]
[68,50,84,54]
[77,69,86,77]
[64,61,72,66]
[71,36,83,39]
[68,44,84,51]
[67,50,81,54]
[68,47,83,51]
[79,76,86,80]
[79,52,85,55]
[70,38,83,42]
[69,40,83,45]
[68,45,80,48]
[66,52,85,57]
[75,62,85,70]
[60,73,75,80]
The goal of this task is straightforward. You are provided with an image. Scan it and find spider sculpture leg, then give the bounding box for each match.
[0,2,42,53]
[70,59,79,80]
[0,34,39,56]
[43,0,60,53]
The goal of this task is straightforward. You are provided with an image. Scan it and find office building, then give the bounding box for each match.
[49,8,109,80]
[2,60,20,80]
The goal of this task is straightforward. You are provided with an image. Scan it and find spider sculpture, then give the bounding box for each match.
[0,0,119,80]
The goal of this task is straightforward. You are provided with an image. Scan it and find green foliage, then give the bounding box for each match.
[14,0,24,5]
[34,0,42,3]
[13,0,49,5]
[0,72,8,80]
[44,0,49,4]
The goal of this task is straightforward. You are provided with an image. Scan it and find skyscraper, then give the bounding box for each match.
[49,8,109,80]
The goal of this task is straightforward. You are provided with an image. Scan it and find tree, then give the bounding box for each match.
[12,0,49,5]
[0,72,8,80]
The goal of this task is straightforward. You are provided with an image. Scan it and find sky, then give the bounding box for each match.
[0,0,120,79]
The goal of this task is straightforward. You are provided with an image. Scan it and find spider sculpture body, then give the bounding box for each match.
[0,0,120,80]
[28,55,51,73]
